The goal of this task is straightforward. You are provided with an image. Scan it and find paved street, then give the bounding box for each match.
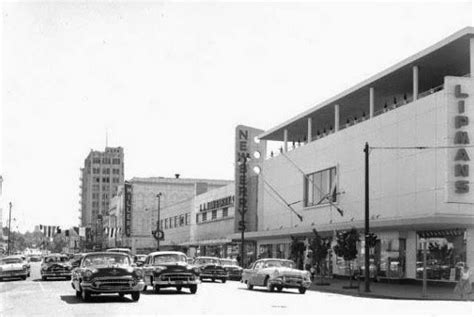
[0,263,472,315]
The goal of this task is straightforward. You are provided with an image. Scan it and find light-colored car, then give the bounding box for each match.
[0,256,29,280]
[241,258,311,294]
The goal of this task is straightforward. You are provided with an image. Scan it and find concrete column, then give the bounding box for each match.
[471,38,474,78]
[405,231,417,279]
[307,117,312,143]
[413,65,419,101]
[334,104,340,132]
[283,129,288,152]
[369,87,374,118]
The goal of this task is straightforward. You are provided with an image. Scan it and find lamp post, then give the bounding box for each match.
[364,142,371,293]
[156,193,162,251]
[7,202,12,255]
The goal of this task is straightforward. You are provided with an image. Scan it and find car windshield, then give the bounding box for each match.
[262,260,296,268]
[82,254,130,267]
[220,259,238,266]
[153,254,186,264]
[0,258,22,264]
[45,256,68,263]
[106,249,131,255]
[195,258,220,265]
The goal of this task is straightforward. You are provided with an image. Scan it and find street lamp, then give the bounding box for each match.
[156,193,163,251]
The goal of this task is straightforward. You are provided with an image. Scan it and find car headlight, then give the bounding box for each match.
[271,269,280,278]
[154,266,167,273]
[134,269,144,278]
[83,270,93,279]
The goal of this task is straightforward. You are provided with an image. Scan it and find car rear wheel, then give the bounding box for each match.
[246,280,253,290]
[189,285,197,294]
[265,277,274,292]
[154,286,160,293]
[142,285,147,292]
[42,276,47,281]
[176,286,182,292]
[21,276,27,280]
[221,278,226,283]
[211,278,215,282]
[75,290,81,298]
[298,287,306,294]
[81,289,91,302]
[118,293,125,298]
[131,292,140,301]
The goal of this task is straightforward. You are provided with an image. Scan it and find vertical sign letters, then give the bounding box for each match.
[124,182,132,236]
[453,84,470,194]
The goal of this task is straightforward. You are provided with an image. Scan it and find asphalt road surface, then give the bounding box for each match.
[1,262,473,315]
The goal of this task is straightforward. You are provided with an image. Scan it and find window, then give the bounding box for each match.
[304,167,337,207]
[174,216,178,227]
[102,158,111,164]
[92,184,100,191]
[211,210,217,220]
[95,177,100,183]
[102,177,110,183]
[92,168,100,174]
[102,185,109,191]
[165,219,169,229]
[113,158,121,164]
[92,158,101,164]
[185,213,190,225]
[160,220,163,230]
[222,207,228,218]
[102,168,110,174]
[113,169,120,175]
[196,214,199,224]
[202,212,207,222]
[92,193,99,199]
[112,177,119,183]
[179,215,185,226]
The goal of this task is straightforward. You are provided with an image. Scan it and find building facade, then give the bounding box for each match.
[79,147,124,248]
[106,176,232,254]
[237,28,474,283]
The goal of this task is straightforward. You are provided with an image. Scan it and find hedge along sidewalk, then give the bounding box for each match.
[308,277,474,301]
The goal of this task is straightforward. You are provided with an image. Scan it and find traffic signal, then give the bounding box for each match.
[366,232,377,248]
[238,220,246,231]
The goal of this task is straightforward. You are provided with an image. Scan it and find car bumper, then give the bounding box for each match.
[270,278,312,289]
[153,279,200,286]
[42,272,72,277]
[0,271,27,278]
[80,281,145,293]
[200,273,229,279]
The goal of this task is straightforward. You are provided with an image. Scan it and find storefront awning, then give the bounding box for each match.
[180,238,233,247]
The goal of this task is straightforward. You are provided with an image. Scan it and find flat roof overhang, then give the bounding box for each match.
[260,27,474,142]
[228,214,474,241]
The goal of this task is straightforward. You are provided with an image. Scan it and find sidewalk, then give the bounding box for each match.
[308,277,474,301]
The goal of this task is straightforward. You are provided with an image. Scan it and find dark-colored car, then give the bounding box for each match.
[71,252,145,302]
[143,251,200,294]
[220,258,243,280]
[70,253,86,269]
[134,254,147,267]
[41,254,72,280]
[193,257,228,283]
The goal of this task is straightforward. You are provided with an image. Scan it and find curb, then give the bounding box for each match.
[308,286,473,302]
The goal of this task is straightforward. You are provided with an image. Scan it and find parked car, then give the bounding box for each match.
[0,256,29,281]
[71,252,145,302]
[41,254,72,280]
[143,251,200,294]
[241,258,311,294]
[220,258,243,280]
[192,257,228,283]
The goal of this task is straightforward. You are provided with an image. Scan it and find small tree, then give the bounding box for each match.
[289,236,306,270]
[333,228,360,288]
[310,229,332,285]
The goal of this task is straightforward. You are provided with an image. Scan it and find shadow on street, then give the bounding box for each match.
[60,295,134,304]
[141,289,194,296]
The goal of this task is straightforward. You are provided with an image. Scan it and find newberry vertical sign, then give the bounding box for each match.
[124,182,132,237]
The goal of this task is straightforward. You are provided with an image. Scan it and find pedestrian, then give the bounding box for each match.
[454,264,472,300]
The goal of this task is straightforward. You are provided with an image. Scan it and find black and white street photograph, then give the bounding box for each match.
[1,0,474,316]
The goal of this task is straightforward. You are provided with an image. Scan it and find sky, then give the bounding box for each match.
[1,1,473,232]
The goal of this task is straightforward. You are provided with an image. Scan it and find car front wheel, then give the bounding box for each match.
[246,280,253,290]
[81,289,91,302]
[189,285,197,294]
[154,286,160,293]
[131,292,140,301]
[221,278,226,283]
[176,286,182,292]
[298,287,306,294]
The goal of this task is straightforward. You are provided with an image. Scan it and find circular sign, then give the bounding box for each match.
[153,229,164,241]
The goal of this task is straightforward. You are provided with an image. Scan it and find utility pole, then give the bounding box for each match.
[156,193,162,251]
[7,202,12,255]
[364,142,371,292]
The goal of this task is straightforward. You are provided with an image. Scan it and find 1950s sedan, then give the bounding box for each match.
[241,258,311,294]
[71,252,145,302]
[143,251,200,294]
[193,257,228,283]
[0,256,29,281]
[220,258,243,280]
[41,253,72,280]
